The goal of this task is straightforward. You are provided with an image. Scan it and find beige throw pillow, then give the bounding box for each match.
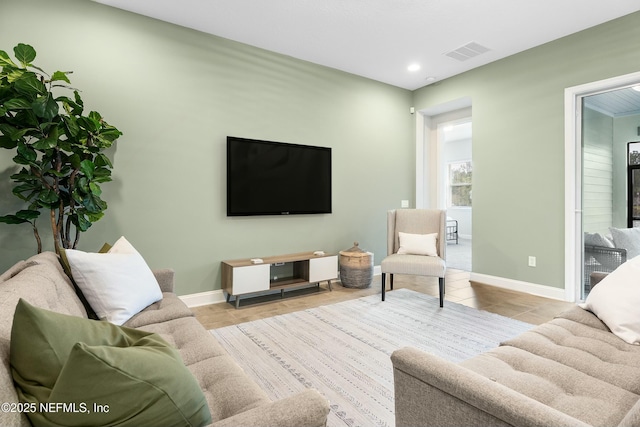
[397,232,438,256]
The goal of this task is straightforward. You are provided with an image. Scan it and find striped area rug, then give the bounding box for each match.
[210,289,532,427]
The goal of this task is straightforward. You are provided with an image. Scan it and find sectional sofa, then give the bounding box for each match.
[391,257,640,427]
[0,251,329,427]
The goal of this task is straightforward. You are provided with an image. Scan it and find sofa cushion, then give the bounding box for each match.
[579,254,640,344]
[10,299,211,427]
[65,236,163,325]
[138,316,271,422]
[501,310,640,394]
[0,253,88,427]
[460,345,639,426]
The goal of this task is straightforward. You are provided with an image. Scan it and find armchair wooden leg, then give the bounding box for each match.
[381,273,386,301]
[439,277,445,307]
[390,274,394,290]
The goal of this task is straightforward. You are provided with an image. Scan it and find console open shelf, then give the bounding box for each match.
[221,251,338,308]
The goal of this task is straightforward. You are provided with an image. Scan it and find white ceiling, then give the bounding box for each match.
[93,0,640,91]
[585,87,640,118]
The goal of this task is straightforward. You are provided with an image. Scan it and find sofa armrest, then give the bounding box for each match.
[391,347,591,427]
[210,389,329,427]
[153,268,175,293]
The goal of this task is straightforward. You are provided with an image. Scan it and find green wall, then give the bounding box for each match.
[2,1,639,296]
[413,11,640,289]
[0,0,414,295]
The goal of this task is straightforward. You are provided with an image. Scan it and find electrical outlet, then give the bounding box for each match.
[401,200,409,208]
[528,256,536,267]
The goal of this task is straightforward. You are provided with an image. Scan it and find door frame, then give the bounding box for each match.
[564,71,640,302]
[415,98,472,209]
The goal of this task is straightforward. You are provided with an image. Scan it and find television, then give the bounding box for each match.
[226,136,332,216]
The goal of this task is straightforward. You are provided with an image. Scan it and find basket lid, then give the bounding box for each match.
[339,242,369,257]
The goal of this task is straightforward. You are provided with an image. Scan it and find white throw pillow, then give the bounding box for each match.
[609,227,640,259]
[65,236,163,325]
[397,232,438,257]
[579,254,640,344]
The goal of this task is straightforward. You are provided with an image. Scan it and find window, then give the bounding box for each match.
[448,161,472,207]
[628,142,640,227]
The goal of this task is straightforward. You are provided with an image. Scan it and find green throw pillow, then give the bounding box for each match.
[10,299,211,427]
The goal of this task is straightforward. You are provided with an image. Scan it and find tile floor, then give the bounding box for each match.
[193,269,575,330]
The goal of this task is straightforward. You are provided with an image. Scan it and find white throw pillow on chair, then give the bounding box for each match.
[397,232,438,256]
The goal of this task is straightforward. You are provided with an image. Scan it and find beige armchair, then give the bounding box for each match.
[381,209,446,307]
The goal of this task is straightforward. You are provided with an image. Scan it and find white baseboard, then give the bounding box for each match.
[180,289,226,307]
[179,270,568,307]
[470,272,568,301]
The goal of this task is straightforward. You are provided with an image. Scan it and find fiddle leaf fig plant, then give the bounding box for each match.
[0,43,122,254]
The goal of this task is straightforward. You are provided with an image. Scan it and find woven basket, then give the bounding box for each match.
[339,242,373,289]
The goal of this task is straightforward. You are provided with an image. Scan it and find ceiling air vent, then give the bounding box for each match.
[444,42,491,62]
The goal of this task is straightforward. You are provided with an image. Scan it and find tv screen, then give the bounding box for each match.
[226,137,332,216]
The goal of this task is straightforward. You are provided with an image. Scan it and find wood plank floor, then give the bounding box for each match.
[193,269,575,330]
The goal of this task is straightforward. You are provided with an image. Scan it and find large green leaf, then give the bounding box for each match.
[50,71,70,84]
[16,142,36,162]
[0,135,17,149]
[10,171,39,182]
[14,44,36,67]
[38,188,59,204]
[16,209,40,220]
[5,68,25,83]
[82,192,105,213]
[75,213,92,232]
[58,96,83,116]
[61,115,80,137]
[0,50,17,68]
[4,98,31,110]
[79,159,94,179]
[32,135,58,150]
[0,215,28,225]
[78,115,99,133]
[12,182,39,195]
[31,93,58,120]
[14,74,46,96]
[89,182,101,196]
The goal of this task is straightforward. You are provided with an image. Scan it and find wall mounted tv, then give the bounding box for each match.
[226,136,332,216]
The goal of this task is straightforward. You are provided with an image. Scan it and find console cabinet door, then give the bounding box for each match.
[233,264,270,295]
[309,256,338,283]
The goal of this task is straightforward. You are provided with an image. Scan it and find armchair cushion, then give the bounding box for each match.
[381,253,445,277]
[397,232,438,256]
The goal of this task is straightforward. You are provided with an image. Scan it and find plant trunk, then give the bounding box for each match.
[72,226,80,249]
[32,222,42,254]
[50,208,61,255]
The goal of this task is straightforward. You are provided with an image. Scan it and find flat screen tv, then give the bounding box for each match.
[227,136,332,216]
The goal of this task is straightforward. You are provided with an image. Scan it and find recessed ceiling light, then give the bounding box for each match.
[407,64,421,72]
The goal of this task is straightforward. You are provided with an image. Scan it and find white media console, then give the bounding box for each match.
[221,251,338,308]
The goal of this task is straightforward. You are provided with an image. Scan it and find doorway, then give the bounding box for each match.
[417,104,472,271]
[565,71,640,302]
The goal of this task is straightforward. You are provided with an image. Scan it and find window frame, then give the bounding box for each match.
[447,160,472,208]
